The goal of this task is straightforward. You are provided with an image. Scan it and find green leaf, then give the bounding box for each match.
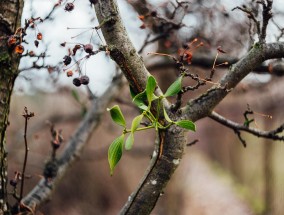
[133,90,148,110]
[129,86,136,99]
[164,76,183,97]
[108,134,124,175]
[71,89,80,103]
[175,120,196,131]
[146,76,157,104]
[125,133,134,150]
[107,105,126,128]
[131,114,144,132]
[163,108,172,123]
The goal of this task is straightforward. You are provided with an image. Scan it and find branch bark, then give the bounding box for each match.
[0,0,24,212]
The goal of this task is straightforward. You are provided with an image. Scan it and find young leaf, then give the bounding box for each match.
[146,76,157,103]
[108,134,124,175]
[133,90,148,110]
[163,108,172,123]
[164,76,183,97]
[131,114,144,132]
[175,120,196,131]
[107,105,126,128]
[125,133,134,150]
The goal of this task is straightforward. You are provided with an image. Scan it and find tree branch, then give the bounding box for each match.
[183,42,284,122]
[22,75,124,211]
[146,54,284,76]
[94,1,186,214]
[209,111,284,142]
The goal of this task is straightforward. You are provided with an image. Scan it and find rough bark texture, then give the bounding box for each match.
[0,0,23,213]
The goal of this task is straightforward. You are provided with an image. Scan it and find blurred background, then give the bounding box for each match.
[6,0,284,214]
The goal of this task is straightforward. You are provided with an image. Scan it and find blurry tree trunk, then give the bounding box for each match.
[0,0,24,213]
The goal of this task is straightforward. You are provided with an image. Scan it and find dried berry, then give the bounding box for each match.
[63,55,72,66]
[60,42,66,47]
[7,35,17,46]
[14,45,24,54]
[80,75,89,85]
[34,40,39,47]
[10,179,17,187]
[66,70,73,77]
[37,32,43,40]
[65,3,74,12]
[150,11,157,17]
[72,44,81,55]
[84,44,93,53]
[43,160,59,179]
[73,77,81,87]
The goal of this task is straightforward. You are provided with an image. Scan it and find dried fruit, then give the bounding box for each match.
[73,77,81,87]
[60,42,66,47]
[34,40,39,47]
[37,32,43,40]
[72,44,81,55]
[7,35,17,46]
[43,160,59,179]
[63,55,72,65]
[28,51,35,56]
[65,3,74,12]
[10,179,17,187]
[84,44,93,53]
[66,70,73,77]
[14,45,24,54]
[80,75,89,85]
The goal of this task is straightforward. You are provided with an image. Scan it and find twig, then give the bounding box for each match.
[20,107,34,202]
[209,111,284,145]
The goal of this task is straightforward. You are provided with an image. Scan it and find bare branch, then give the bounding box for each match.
[22,75,124,210]
[183,42,284,122]
[209,111,284,142]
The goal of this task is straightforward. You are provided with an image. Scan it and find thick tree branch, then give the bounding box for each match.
[209,111,284,142]
[22,76,124,211]
[183,42,284,122]
[94,1,185,214]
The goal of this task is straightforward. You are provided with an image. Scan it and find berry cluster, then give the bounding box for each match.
[73,75,90,87]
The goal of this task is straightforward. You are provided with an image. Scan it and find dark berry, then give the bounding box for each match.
[65,3,74,12]
[10,179,17,187]
[34,40,39,47]
[43,160,59,179]
[84,44,93,53]
[63,55,72,66]
[80,75,90,85]
[73,77,81,87]
[150,11,157,17]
